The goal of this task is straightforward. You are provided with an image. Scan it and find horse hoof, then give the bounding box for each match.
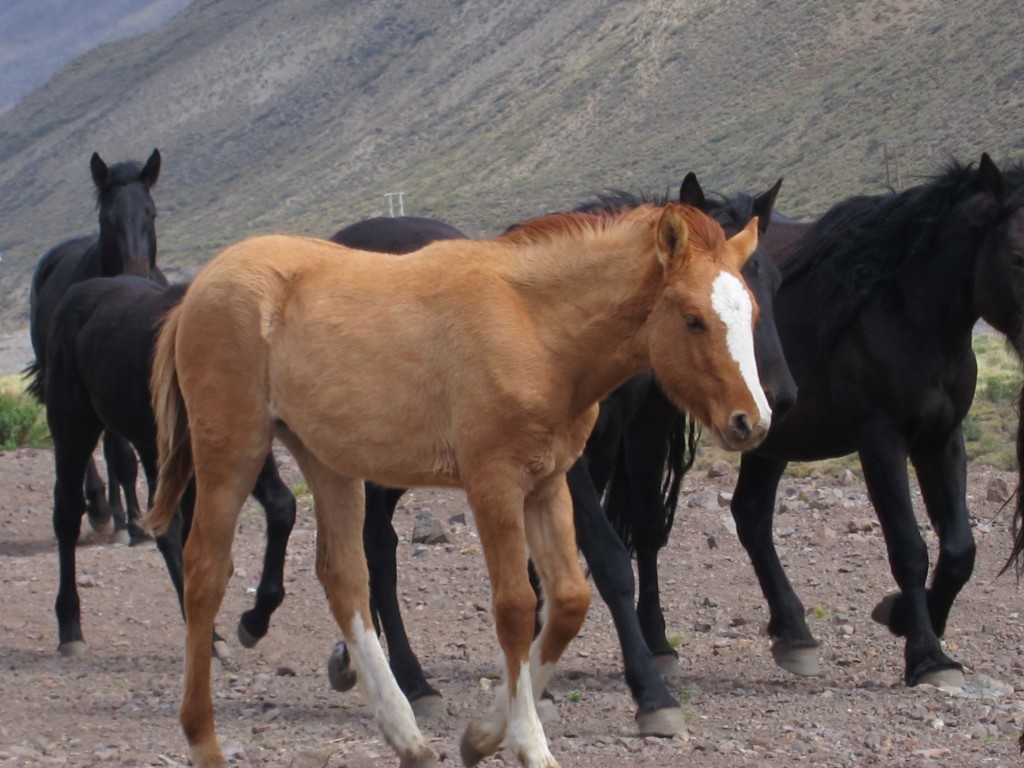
[88,514,115,536]
[58,640,87,658]
[459,728,488,768]
[917,668,965,689]
[411,694,446,721]
[399,753,442,768]
[327,643,357,692]
[110,528,131,546]
[871,592,900,627]
[636,706,689,738]
[653,653,684,679]
[212,640,232,660]
[128,529,153,546]
[771,642,821,676]
[536,696,558,723]
[236,621,260,649]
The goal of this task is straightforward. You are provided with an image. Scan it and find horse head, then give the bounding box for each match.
[91,148,161,279]
[682,173,798,420]
[971,153,1024,349]
[644,204,771,450]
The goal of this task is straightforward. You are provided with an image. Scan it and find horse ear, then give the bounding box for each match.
[978,153,1003,202]
[140,149,161,188]
[90,152,108,188]
[678,172,707,209]
[728,216,760,268]
[752,178,783,234]
[656,206,690,269]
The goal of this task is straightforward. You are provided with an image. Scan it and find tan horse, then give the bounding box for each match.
[145,203,770,768]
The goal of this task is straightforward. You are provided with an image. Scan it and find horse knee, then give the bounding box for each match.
[541,582,591,655]
[941,536,977,587]
[494,588,538,655]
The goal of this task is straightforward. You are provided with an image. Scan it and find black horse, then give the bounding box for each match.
[614,154,1024,689]
[42,275,297,657]
[274,178,796,736]
[28,149,164,544]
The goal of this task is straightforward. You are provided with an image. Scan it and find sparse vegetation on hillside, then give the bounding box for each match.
[0,0,1023,331]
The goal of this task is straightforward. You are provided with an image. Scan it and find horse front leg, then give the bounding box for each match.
[732,452,821,675]
[83,456,114,535]
[859,420,964,687]
[905,425,976,639]
[237,453,297,648]
[567,460,684,736]
[461,473,565,768]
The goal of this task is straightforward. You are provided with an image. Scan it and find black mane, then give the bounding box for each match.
[781,159,1001,347]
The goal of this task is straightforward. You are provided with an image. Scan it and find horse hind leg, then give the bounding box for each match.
[237,452,297,648]
[103,432,145,545]
[179,453,267,768]
[285,442,437,767]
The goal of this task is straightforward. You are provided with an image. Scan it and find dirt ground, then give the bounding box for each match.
[2,324,1024,767]
[3,432,1024,768]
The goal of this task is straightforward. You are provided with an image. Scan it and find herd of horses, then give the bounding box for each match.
[22,148,1024,767]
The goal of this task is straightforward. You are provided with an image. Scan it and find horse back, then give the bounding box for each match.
[179,234,567,489]
[48,276,185,447]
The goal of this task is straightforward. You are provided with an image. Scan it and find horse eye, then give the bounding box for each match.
[685,314,706,332]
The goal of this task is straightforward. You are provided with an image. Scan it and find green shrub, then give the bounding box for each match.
[0,389,47,450]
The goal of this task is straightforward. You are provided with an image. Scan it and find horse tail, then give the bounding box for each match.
[23,360,44,403]
[1000,379,1024,579]
[660,413,701,541]
[144,302,192,536]
[603,413,700,556]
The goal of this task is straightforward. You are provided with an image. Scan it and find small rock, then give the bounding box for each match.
[412,511,448,544]
[987,476,1011,502]
[717,491,733,507]
[276,664,297,677]
[838,469,858,486]
[288,748,332,768]
[707,460,732,478]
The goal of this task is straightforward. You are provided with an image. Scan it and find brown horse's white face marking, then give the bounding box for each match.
[647,208,771,450]
[710,269,773,433]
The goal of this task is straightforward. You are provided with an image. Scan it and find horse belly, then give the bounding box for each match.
[269,338,459,488]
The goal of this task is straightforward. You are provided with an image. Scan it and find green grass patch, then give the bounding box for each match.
[0,375,49,450]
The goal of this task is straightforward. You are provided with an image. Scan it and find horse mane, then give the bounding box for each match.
[780,158,998,347]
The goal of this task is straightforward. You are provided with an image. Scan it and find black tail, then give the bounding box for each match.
[604,413,700,555]
[23,359,44,403]
[1000,378,1024,578]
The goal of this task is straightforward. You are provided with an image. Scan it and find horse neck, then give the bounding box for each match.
[497,230,661,410]
[901,212,986,339]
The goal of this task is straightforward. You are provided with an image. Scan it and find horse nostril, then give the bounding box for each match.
[731,412,751,443]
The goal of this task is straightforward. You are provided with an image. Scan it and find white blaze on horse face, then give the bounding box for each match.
[710,271,772,428]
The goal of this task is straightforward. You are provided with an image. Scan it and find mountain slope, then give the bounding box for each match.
[0,0,1022,330]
